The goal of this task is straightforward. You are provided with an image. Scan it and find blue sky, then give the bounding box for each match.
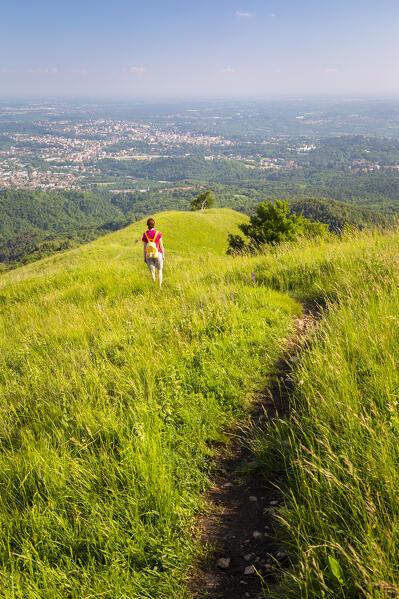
[1,0,399,98]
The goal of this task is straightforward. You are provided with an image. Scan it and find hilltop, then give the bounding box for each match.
[0,208,247,283]
[0,209,398,598]
[0,185,395,271]
[0,208,298,597]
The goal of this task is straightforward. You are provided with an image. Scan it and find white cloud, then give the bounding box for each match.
[221,67,235,73]
[325,67,339,73]
[269,13,277,17]
[122,66,145,73]
[0,67,14,73]
[28,67,58,74]
[235,10,254,17]
[273,68,281,73]
[71,68,88,75]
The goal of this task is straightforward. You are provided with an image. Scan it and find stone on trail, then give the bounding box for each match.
[252,530,262,539]
[217,557,231,569]
[249,495,258,502]
[244,565,255,575]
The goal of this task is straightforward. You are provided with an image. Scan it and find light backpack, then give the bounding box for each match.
[145,230,159,259]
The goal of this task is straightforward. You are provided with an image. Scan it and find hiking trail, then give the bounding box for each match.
[190,311,317,599]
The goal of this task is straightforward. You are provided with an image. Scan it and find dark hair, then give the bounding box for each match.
[147,218,155,229]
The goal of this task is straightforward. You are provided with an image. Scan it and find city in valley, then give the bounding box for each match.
[0,109,233,189]
[2,100,399,191]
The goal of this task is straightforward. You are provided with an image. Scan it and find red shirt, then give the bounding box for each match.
[142,229,163,253]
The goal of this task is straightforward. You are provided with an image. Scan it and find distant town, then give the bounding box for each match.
[0,102,319,191]
[0,112,235,189]
[2,100,399,191]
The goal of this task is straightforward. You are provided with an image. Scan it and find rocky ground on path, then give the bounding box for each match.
[190,313,316,599]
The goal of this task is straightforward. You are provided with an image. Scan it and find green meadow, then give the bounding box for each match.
[250,231,399,598]
[0,208,398,597]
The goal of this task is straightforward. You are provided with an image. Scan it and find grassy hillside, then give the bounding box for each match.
[279,271,399,598]
[246,232,399,598]
[94,208,250,256]
[0,209,398,598]
[0,209,299,598]
[1,189,393,271]
[1,208,247,282]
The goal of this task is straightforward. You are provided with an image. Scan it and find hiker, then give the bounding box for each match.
[142,218,165,288]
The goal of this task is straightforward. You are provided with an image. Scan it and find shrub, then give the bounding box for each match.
[227,200,329,253]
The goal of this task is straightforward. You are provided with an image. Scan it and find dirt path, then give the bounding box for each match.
[190,312,316,599]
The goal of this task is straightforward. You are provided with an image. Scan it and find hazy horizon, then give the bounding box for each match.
[2,0,399,99]
[3,93,399,102]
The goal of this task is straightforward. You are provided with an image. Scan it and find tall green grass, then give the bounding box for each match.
[0,209,299,598]
[249,230,399,598]
[1,209,398,598]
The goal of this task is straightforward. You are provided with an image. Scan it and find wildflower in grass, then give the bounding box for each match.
[251,271,257,284]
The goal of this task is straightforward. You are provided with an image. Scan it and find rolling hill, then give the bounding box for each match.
[290,196,392,231]
[0,209,299,598]
[0,209,398,598]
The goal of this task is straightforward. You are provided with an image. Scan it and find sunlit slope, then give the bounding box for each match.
[0,208,247,287]
[94,207,248,258]
[248,230,399,598]
[0,207,298,598]
[1,213,398,597]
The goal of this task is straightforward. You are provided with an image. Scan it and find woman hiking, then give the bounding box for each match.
[142,218,165,289]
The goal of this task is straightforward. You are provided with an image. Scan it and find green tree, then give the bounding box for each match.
[191,190,215,211]
[228,200,329,253]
